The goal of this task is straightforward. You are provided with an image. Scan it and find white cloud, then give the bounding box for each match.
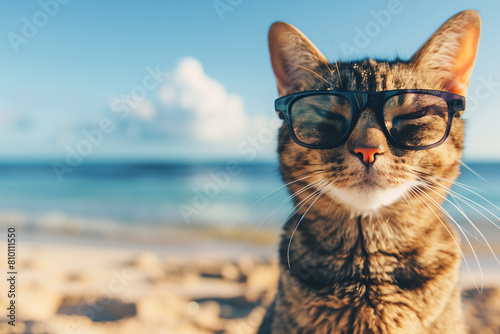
[131,99,156,121]
[159,57,248,143]
[101,57,280,160]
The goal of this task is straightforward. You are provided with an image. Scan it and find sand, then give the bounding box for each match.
[0,231,499,334]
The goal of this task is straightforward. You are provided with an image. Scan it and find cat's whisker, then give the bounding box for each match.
[421,184,500,267]
[410,168,486,193]
[277,183,324,239]
[224,171,327,242]
[410,170,500,243]
[423,181,500,234]
[449,192,467,215]
[409,170,500,243]
[409,187,484,292]
[435,178,500,213]
[221,175,306,238]
[240,173,316,215]
[420,183,489,239]
[403,192,418,220]
[418,184,484,243]
[446,192,486,244]
[409,187,481,285]
[282,180,328,227]
[240,178,325,248]
[458,159,490,185]
[408,170,498,225]
[416,187,484,274]
[287,186,326,269]
[324,192,334,218]
[429,174,487,196]
[432,182,500,229]
[264,179,329,258]
[259,179,324,227]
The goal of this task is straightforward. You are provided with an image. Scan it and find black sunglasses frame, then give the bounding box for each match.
[275,89,466,150]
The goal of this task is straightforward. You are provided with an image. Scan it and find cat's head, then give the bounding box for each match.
[268,10,481,216]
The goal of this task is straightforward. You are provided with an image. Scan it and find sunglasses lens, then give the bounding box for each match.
[384,93,449,148]
[290,94,351,147]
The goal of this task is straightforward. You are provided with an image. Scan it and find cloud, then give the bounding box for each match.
[106,57,277,145]
[99,57,280,160]
[130,99,156,121]
[159,57,248,143]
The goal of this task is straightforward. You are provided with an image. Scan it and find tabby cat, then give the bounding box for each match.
[258,10,481,334]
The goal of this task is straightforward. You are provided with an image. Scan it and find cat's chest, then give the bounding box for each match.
[283,217,416,292]
[278,228,434,332]
[277,263,426,334]
[275,231,459,333]
[285,241,409,301]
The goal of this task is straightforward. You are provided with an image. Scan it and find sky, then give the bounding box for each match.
[1,0,500,163]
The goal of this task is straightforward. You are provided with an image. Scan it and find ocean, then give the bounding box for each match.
[0,161,499,243]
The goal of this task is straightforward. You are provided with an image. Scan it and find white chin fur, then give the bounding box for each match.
[323,180,421,214]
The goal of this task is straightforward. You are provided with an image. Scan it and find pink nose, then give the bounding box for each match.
[354,147,383,165]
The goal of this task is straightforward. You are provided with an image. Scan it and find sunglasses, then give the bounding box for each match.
[274,89,466,150]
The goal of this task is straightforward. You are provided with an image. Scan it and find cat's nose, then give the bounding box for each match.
[353,147,383,166]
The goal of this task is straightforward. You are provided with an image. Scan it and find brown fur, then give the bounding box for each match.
[259,10,481,334]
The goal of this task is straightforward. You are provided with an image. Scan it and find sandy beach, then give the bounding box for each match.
[1,229,500,334]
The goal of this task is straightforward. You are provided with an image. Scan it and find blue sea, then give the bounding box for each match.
[0,161,499,242]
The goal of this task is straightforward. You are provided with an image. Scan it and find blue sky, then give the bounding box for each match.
[1,0,500,163]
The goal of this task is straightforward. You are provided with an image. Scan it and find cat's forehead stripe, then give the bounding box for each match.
[324,60,431,92]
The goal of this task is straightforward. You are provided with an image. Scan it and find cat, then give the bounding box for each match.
[258,10,481,334]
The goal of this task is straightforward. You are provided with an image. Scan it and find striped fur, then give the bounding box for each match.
[260,10,480,334]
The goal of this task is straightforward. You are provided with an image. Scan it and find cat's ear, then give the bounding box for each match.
[410,10,481,96]
[268,22,329,96]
